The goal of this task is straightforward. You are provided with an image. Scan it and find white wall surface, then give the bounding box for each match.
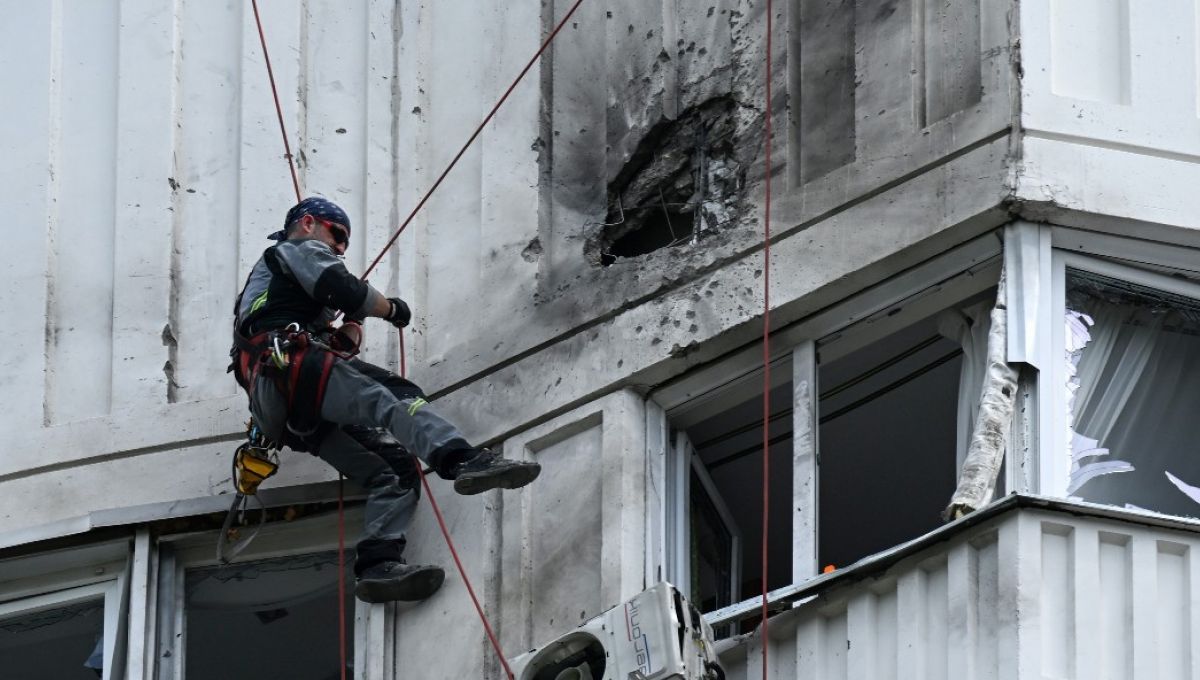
[0,0,406,534]
[1018,0,1200,240]
[0,0,1021,541]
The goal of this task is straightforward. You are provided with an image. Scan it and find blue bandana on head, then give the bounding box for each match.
[268,196,352,240]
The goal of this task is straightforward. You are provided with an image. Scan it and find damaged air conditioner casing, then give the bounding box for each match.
[509,582,725,680]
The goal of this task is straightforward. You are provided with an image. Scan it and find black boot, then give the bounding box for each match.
[451,448,541,495]
[354,560,445,603]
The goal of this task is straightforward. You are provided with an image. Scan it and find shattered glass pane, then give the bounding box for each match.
[1065,269,1200,516]
[0,598,104,678]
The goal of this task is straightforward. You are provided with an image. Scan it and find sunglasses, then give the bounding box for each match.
[313,217,349,245]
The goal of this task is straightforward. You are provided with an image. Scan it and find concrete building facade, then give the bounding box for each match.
[5,0,1200,677]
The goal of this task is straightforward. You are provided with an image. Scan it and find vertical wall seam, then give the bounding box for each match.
[233,0,245,302]
[106,0,124,416]
[297,0,310,193]
[166,0,187,405]
[387,0,403,370]
[912,0,928,129]
[42,0,65,427]
[359,0,372,274]
[166,0,186,404]
[534,0,555,301]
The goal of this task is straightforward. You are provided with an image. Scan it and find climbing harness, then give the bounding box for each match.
[217,420,281,564]
[231,323,344,451]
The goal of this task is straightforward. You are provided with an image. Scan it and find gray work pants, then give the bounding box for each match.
[247,351,474,570]
[317,426,421,573]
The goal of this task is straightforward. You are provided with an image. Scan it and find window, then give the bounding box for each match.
[0,542,128,680]
[0,583,116,679]
[669,383,793,616]
[816,297,990,569]
[652,232,1003,630]
[1051,255,1200,517]
[183,551,353,679]
[158,509,362,679]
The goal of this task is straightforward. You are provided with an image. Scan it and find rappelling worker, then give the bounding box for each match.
[230,196,541,604]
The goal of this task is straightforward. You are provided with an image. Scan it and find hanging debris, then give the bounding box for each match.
[944,270,1020,520]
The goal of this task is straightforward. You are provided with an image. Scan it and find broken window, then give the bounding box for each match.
[0,583,117,679]
[183,551,353,679]
[817,291,996,569]
[1062,268,1200,517]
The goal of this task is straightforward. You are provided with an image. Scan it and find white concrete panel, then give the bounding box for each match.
[112,0,176,413]
[419,0,486,369]
[1,0,404,500]
[820,611,848,680]
[1098,532,1133,680]
[45,0,120,423]
[388,480,491,679]
[497,390,647,653]
[357,0,403,372]
[304,0,369,271]
[1050,0,1130,104]
[0,0,54,432]
[925,560,950,680]
[172,0,245,403]
[1019,135,1200,235]
[541,0,606,289]
[477,0,541,368]
[1024,0,1200,157]
[1040,523,1073,679]
[1157,541,1191,680]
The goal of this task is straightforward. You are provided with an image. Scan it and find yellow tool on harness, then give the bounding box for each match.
[218,420,282,564]
[234,443,279,495]
[233,419,280,495]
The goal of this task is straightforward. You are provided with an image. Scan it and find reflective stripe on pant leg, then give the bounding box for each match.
[316,427,417,546]
[318,358,471,464]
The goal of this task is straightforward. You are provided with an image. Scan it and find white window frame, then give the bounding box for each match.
[156,507,369,680]
[0,543,129,680]
[664,431,741,609]
[1036,233,1200,498]
[651,231,1003,624]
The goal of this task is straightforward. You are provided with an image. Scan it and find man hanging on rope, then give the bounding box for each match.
[230,196,541,604]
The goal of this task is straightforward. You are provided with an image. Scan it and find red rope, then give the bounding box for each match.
[360,0,588,280]
[250,0,302,203]
[761,0,774,677]
[247,1,343,676]
[337,475,348,680]
[415,458,516,680]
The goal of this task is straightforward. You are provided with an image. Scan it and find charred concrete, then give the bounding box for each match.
[590,96,745,266]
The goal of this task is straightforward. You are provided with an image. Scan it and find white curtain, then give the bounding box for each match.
[1067,288,1200,515]
[938,300,992,473]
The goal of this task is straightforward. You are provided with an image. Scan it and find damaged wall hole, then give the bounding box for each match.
[589,96,744,266]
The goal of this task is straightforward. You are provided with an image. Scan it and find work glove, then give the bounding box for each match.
[330,321,363,355]
[384,297,412,328]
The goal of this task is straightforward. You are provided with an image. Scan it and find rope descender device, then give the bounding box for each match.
[218,420,282,563]
[233,423,280,495]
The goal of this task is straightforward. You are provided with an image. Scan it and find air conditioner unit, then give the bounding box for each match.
[509,582,725,680]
